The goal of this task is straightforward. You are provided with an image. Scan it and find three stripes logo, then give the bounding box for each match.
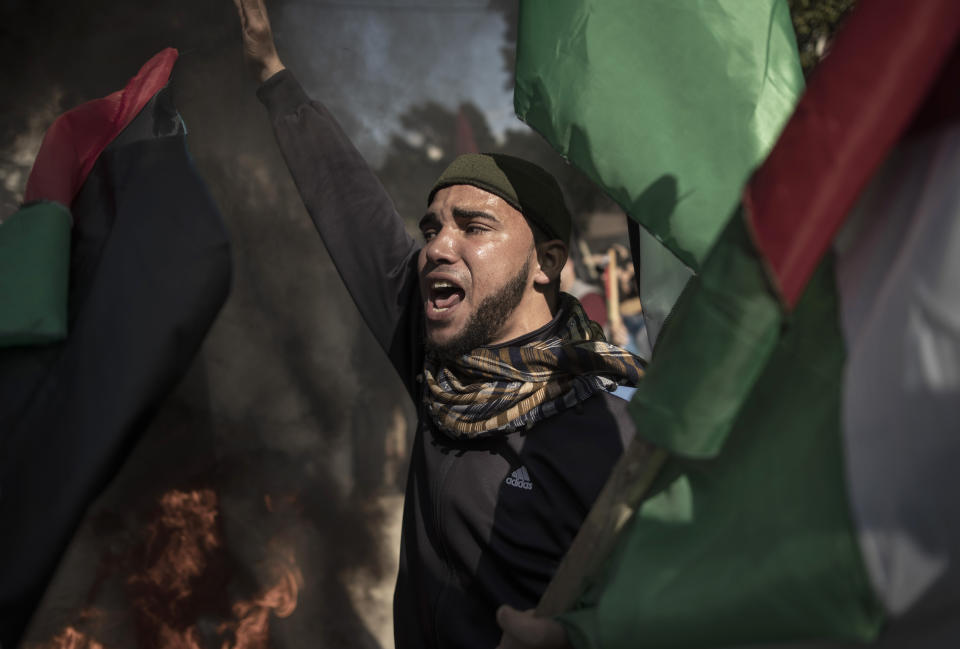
[505,466,533,491]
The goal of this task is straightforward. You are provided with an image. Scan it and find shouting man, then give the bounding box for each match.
[233,1,644,647]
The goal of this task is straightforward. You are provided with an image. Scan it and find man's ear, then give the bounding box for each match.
[533,240,568,287]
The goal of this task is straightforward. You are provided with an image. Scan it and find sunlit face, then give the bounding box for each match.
[418,185,551,361]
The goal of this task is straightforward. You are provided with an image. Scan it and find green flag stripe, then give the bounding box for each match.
[0,201,71,347]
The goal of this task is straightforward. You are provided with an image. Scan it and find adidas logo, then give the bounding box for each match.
[505,466,533,491]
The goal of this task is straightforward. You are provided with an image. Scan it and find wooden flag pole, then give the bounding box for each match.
[532,247,669,618]
[535,439,668,616]
[606,247,620,330]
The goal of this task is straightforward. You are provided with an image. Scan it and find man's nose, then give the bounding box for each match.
[423,227,458,264]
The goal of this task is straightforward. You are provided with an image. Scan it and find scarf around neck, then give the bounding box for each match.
[423,293,646,438]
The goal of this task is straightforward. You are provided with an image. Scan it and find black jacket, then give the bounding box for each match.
[258,70,635,649]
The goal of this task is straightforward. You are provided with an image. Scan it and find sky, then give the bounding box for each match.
[273,0,524,165]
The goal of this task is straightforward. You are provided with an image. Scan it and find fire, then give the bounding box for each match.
[40,627,104,649]
[154,624,203,649]
[127,489,221,602]
[248,562,301,619]
[220,546,303,649]
[33,489,302,649]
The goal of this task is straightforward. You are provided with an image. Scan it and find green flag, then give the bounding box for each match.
[514,0,804,341]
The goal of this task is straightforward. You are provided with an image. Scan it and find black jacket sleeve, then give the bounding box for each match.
[257,70,424,395]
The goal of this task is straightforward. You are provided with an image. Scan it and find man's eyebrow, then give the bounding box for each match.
[418,212,439,230]
[451,207,500,223]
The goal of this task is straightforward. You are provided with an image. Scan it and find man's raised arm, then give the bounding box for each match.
[233,0,423,393]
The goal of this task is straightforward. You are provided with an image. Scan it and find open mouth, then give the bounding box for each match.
[428,279,465,314]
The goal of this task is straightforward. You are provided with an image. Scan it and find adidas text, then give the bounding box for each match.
[505,466,533,491]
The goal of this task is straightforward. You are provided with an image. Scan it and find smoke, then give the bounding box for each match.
[0,88,61,215]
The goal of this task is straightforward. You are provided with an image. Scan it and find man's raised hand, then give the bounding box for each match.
[232,0,285,83]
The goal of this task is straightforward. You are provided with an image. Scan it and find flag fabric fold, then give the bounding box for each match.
[24,47,179,208]
[744,0,960,307]
[514,0,804,343]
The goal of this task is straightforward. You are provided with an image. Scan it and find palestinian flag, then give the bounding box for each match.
[516,0,960,647]
[0,49,232,646]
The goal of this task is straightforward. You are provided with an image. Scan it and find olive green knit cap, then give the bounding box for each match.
[428,153,571,243]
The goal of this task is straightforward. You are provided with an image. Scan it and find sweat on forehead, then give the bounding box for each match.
[428,153,572,244]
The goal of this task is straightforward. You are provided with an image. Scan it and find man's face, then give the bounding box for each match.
[418,185,546,361]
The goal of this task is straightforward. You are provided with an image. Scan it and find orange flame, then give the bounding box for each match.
[155,623,203,649]
[220,547,303,649]
[40,626,104,649]
[127,489,221,602]
[34,489,302,649]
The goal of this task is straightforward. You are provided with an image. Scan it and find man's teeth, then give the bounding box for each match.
[430,280,460,312]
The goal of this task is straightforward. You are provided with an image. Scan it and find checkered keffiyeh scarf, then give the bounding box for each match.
[423,293,646,438]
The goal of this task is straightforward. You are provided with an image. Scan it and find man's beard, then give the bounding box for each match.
[425,254,530,367]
